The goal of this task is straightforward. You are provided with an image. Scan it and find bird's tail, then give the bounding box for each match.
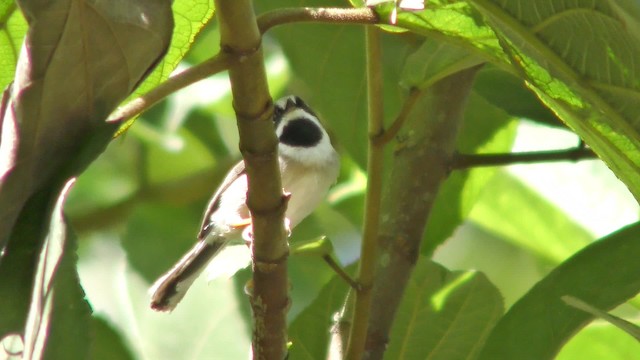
[150,235,227,312]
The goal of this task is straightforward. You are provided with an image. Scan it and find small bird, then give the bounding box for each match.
[150,96,340,311]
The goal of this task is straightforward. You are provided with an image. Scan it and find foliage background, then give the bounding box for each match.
[1,0,640,359]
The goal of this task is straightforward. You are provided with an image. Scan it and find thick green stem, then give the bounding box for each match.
[345,26,385,360]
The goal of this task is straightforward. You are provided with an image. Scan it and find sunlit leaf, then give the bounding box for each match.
[478,222,640,360]
[0,0,26,88]
[386,259,503,359]
[469,0,640,201]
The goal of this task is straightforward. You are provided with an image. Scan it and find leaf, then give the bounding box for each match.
[385,259,503,359]
[562,295,640,341]
[371,0,506,65]
[469,0,640,202]
[288,265,355,360]
[89,317,135,360]
[77,237,252,359]
[0,0,174,247]
[401,38,485,89]
[473,65,563,127]
[478,222,640,360]
[22,179,93,360]
[558,322,640,360]
[469,170,593,263]
[0,0,27,89]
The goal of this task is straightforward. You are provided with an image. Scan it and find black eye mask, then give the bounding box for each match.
[279,117,323,148]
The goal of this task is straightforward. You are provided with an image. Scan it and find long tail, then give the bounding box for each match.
[150,236,227,312]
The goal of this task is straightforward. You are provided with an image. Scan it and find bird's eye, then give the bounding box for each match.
[273,105,284,120]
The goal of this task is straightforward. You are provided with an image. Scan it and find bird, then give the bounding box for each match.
[150,95,340,312]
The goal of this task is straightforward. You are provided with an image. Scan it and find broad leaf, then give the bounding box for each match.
[0,0,173,247]
[469,0,640,202]
[385,259,503,359]
[478,222,640,360]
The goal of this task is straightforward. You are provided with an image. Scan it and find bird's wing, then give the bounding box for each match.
[197,160,247,239]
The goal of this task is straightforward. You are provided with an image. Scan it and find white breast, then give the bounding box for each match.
[280,154,340,227]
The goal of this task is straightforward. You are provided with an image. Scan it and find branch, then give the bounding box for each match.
[213,1,288,359]
[257,7,379,33]
[364,66,483,359]
[108,7,378,125]
[451,147,597,169]
[345,26,385,360]
[107,54,231,123]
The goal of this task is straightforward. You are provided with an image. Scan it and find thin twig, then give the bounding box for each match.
[257,7,379,33]
[451,147,597,169]
[322,255,360,290]
[107,54,232,123]
[373,88,422,146]
[345,25,385,360]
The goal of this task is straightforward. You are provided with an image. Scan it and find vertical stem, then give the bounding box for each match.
[345,25,385,360]
[213,1,288,359]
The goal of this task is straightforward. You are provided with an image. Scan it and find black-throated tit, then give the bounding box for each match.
[150,96,340,311]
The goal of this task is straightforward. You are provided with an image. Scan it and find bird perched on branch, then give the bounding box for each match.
[150,95,340,312]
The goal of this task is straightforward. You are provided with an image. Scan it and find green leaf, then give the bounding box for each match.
[0,0,26,89]
[288,266,355,359]
[89,317,134,360]
[0,0,173,247]
[130,0,214,98]
[372,0,506,65]
[562,295,640,341]
[478,222,640,360]
[401,37,485,89]
[558,322,640,360]
[469,170,593,263]
[119,0,216,131]
[422,92,517,253]
[385,259,504,359]
[469,0,640,201]
[22,179,92,360]
[474,65,563,127]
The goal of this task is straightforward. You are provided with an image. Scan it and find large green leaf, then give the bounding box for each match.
[478,222,640,360]
[385,259,503,359]
[469,0,640,202]
[0,0,174,247]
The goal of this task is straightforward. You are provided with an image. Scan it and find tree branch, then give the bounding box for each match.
[107,54,232,124]
[451,147,597,169]
[257,7,379,33]
[213,1,288,359]
[364,66,483,359]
